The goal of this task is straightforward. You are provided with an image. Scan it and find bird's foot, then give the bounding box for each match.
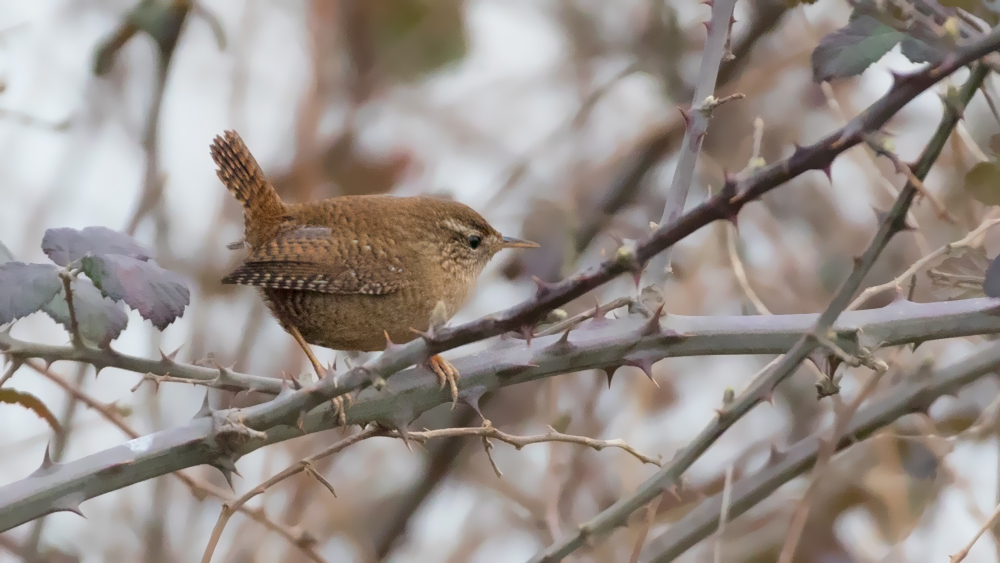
[331,395,346,427]
[330,391,355,427]
[425,354,459,407]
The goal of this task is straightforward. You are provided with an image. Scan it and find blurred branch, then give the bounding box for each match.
[565,0,791,258]
[207,421,659,562]
[4,296,1000,532]
[199,427,378,563]
[530,60,990,563]
[656,0,739,260]
[24,359,327,562]
[777,353,889,562]
[372,405,479,560]
[952,496,1000,562]
[2,19,1000,540]
[642,341,1000,562]
[849,216,1000,310]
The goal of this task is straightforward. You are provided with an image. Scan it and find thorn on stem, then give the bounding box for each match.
[459,385,489,421]
[625,357,658,386]
[544,328,575,355]
[50,492,86,518]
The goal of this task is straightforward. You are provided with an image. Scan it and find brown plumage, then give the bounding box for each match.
[211,130,537,403]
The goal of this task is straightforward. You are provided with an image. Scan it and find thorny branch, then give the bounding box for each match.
[3,296,1000,533]
[24,359,326,562]
[642,342,1000,562]
[226,16,1000,449]
[531,61,991,563]
[2,10,1000,554]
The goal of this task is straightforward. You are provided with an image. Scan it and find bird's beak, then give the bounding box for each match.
[501,235,540,249]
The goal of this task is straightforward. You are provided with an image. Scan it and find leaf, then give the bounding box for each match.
[929,247,989,300]
[0,238,14,265]
[80,254,189,330]
[358,0,467,84]
[963,161,1000,206]
[42,226,152,267]
[42,278,129,347]
[0,262,62,325]
[93,0,191,75]
[984,254,1000,298]
[0,388,62,434]
[899,36,944,64]
[551,412,572,434]
[811,15,904,82]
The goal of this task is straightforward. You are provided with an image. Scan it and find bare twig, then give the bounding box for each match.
[4,295,1000,534]
[713,465,735,563]
[0,363,15,389]
[655,0,739,273]
[629,497,662,563]
[200,427,379,563]
[24,359,325,561]
[58,271,83,348]
[777,356,889,562]
[531,61,991,563]
[644,342,1000,561]
[398,423,661,466]
[849,215,1000,311]
[951,501,1000,563]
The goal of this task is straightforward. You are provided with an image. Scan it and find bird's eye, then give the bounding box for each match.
[467,235,482,250]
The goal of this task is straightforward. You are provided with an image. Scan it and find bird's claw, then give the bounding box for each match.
[426,354,459,408]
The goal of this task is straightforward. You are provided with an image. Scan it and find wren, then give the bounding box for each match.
[210,131,538,411]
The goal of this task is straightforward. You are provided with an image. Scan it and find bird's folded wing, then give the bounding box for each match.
[221,226,408,295]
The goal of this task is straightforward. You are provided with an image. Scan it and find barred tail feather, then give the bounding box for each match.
[210,130,286,247]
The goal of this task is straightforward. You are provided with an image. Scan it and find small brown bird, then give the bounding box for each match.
[210,131,538,408]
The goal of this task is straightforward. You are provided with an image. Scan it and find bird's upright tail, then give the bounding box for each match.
[210,130,288,248]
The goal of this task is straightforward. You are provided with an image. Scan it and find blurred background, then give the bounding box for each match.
[2,0,1000,561]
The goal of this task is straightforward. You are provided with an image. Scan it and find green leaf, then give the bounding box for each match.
[811,15,904,82]
[42,278,129,348]
[80,254,189,330]
[364,0,467,83]
[0,388,62,434]
[42,226,152,267]
[899,36,944,64]
[964,161,1000,206]
[551,412,572,434]
[93,0,191,75]
[0,262,62,325]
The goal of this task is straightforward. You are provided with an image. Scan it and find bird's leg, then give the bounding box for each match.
[288,325,324,376]
[288,325,346,424]
[425,355,460,408]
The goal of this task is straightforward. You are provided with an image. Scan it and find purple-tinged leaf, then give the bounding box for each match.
[984,254,1000,298]
[42,226,153,267]
[811,16,904,83]
[0,262,62,325]
[42,278,128,347]
[80,254,189,330]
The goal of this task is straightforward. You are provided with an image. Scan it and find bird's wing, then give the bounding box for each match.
[221,226,409,295]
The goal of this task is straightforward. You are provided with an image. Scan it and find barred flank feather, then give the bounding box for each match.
[210,130,287,248]
[221,268,331,291]
[221,260,400,295]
